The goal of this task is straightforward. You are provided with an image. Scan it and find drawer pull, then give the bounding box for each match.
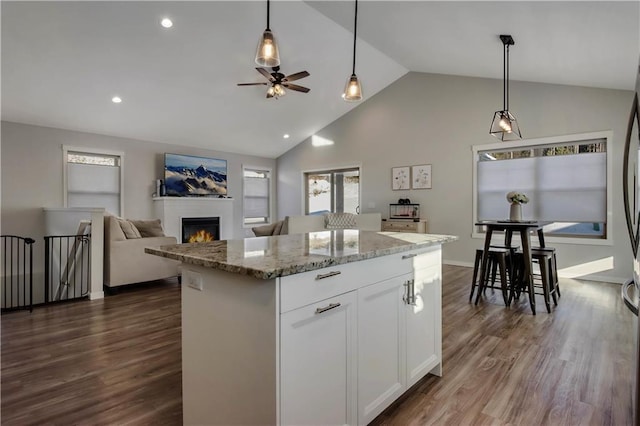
[315,303,341,314]
[402,254,417,260]
[315,271,341,280]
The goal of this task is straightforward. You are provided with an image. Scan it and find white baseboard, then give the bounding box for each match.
[443,260,626,284]
[558,273,626,285]
[89,291,105,300]
[443,260,474,268]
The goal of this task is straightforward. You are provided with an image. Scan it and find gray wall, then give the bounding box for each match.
[1,121,276,278]
[277,72,634,283]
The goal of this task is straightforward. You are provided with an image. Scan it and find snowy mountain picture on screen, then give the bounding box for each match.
[164,153,227,196]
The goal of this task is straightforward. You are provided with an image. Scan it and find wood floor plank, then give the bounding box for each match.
[1,267,634,425]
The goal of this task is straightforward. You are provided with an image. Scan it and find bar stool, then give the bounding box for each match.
[510,250,556,313]
[532,246,560,299]
[470,247,511,306]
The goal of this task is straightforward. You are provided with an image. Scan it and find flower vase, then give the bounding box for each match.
[509,203,522,221]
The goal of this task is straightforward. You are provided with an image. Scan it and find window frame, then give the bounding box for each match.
[62,145,125,216]
[471,130,613,246]
[242,165,274,227]
[302,165,361,215]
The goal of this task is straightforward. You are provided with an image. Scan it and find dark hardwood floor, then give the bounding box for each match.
[1,266,634,425]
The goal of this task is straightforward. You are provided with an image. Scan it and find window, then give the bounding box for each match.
[63,146,123,216]
[305,167,360,215]
[243,167,271,225]
[472,131,611,242]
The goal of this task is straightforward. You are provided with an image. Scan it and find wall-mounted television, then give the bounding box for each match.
[164,153,227,197]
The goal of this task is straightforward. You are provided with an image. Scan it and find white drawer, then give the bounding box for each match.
[279,253,414,313]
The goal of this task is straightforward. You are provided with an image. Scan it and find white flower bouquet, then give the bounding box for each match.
[506,191,529,204]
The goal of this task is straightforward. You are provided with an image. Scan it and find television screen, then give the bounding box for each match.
[164,153,227,197]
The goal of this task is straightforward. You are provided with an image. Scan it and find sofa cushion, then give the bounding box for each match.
[118,219,142,239]
[273,220,284,235]
[130,219,166,237]
[252,222,276,237]
[325,212,357,229]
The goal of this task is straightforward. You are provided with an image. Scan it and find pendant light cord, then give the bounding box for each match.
[266,0,270,30]
[503,42,507,111]
[506,43,510,111]
[352,0,358,75]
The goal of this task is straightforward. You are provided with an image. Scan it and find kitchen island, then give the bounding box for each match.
[147,230,457,426]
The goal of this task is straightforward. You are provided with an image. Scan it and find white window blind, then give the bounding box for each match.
[66,150,122,216]
[477,144,606,222]
[243,168,271,225]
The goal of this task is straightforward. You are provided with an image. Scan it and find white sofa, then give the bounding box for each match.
[286,213,381,234]
[103,215,180,288]
[252,213,382,236]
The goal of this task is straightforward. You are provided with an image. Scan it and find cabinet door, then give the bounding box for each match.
[406,264,442,387]
[280,292,357,426]
[358,276,408,425]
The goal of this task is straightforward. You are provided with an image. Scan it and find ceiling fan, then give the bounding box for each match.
[237,66,310,99]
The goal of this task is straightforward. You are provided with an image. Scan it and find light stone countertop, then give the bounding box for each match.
[145,230,458,280]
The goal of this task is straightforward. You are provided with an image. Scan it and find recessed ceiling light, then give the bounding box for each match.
[111,96,122,104]
[283,134,290,139]
[161,18,173,28]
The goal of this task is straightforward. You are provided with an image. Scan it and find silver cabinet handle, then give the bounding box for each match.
[622,279,638,316]
[315,271,341,280]
[315,303,341,314]
[402,253,417,260]
[410,279,416,305]
[403,279,416,305]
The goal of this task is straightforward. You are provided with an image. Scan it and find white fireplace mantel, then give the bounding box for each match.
[153,197,234,241]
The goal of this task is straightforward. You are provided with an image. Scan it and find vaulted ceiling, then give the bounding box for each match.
[2,1,638,158]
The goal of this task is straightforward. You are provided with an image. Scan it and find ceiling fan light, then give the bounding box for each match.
[273,83,285,97]
[490,110,522,141]
[343,74,362,102]
[255,29,280,67]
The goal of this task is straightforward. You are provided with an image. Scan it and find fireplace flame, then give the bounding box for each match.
[188,229,215,243]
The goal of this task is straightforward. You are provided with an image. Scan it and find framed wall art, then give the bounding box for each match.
[392,166,410,190]
[411,164,432,189]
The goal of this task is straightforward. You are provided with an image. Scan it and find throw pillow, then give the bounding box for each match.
[118,219,142,239]
[272,220,284,236]
[130,219,166,237]
[325,212,357,229]
[252,222,276,237]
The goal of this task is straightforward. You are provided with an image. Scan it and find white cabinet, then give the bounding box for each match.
[280,292,357,426]
[406,264,442,386]
[358,276,408,425]
[357,251,442,425]
[180,245,444,426]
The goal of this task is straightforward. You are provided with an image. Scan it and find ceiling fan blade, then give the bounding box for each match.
[256,67,273,81]
[237,82,268,86]
[283,83,310,93]
[283,71,310,82]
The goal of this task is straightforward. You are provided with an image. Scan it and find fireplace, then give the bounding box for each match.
[182,217,220,243]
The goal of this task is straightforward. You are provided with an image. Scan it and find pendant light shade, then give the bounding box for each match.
[343,0,363,102]
[490,34,521,141]
[343,74,362,102]
[255,0,280,67]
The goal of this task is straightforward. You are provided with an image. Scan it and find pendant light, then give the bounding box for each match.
[490,34,522,140]
[255,0,280,68]
[343,0,362,102]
